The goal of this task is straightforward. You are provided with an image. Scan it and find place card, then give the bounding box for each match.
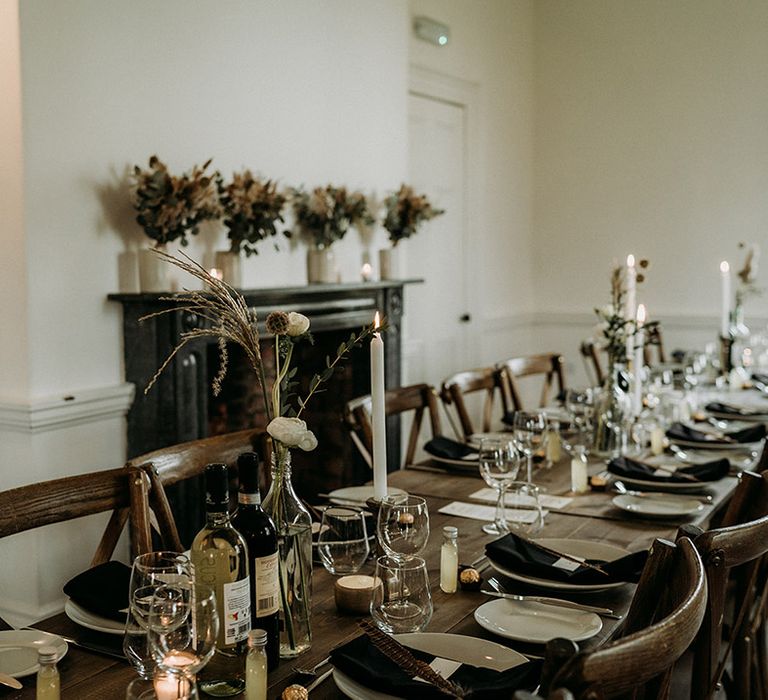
[551,556,584,572]
[415,657,462,683]
[438,501,550,523]
[468,487,572,510]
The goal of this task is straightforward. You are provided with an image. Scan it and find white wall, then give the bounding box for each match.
[2,0,411,622]
[532,0,768,380]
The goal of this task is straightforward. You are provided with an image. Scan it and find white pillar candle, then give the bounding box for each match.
[632,304,646,417]
[720,261,731,337]
[625,254,637,360]
[371,312,388,500]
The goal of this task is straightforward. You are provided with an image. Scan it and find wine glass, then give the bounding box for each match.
[370,555,433,634]
[317,506,370,575]
[505,481,544,536]
[376,495,429,560]
[146,583,218,693]
[477,437,523,535]
[565,387,596,432]
[512,410,546,482]
[124,552,192,679]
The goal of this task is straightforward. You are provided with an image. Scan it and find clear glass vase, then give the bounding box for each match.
[261,447,313,658]
[593,363,631,459]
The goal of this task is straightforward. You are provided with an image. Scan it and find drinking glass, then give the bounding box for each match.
[126,676,198,700]
[512,410,546,482]
[377,495,430,560]
[370,556,433,634]
[505,481,544,536]
[317,506,370,575]
[146,584,218,688]
[565,387,596,432]
[477,437,523,535]
[124,551,192,679]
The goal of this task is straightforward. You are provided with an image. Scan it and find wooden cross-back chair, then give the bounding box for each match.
[498,353,566,414]
[536,536,707,700]
[0,466,152,567]
[678,470,768,700]
[126,429,265,553]
[580,329,666,387]
[343,383,442,470]
[440,367,506,440]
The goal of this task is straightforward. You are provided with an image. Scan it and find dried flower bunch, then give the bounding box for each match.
[382,184,444,246]
[131,155,221,247]
[291,184,374,249]
[217,170,288,256]
[141,249,380,453]
[593,259,658,365]
[735,242,761,307]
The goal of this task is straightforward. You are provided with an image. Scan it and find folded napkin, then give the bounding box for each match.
[63,561,131,622]
[424,436,476,460]
[485,533,647,585]
[608,455,729,484]
[666,421,766,445]
[705,402,768,418]
[752,373,768,386]
[330,633,542,699]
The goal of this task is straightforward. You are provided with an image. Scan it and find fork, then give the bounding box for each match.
[486,577,623,619]
[292,655,331,676]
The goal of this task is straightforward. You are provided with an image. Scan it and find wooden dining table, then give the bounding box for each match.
[2,454,740,700]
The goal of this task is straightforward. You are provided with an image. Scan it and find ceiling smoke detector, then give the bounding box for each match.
[414,16,450,47]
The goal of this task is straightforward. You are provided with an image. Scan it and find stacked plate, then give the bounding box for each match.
[0,630,68,679]
[64,599,124,635]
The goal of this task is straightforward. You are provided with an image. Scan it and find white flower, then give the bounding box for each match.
[286,312,310,337]
[267,416,318,451]
[597,304,615,320]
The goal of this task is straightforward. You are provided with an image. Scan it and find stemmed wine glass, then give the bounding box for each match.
[512,410,546,482]
[477,437,523,535]
[565,388,596,432]
[124,551,193,680]
[376,495,430,560]
[145,583,219,698]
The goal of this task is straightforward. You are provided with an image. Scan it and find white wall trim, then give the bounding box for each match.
[0,383,135,433]
[531,310,768,332]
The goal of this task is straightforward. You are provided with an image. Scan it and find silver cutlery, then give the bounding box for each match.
[0,671,22,690]
[293,655,331,677]
[305,667,334,692]
[612,480,713,504]
[481,590,622,619]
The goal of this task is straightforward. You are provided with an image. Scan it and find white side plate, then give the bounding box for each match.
[612,493,704,518]
[0,630,68,678]
[65,599,125,635]
[328,486,407,505]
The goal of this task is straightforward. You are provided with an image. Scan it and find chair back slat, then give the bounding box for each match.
[440,368,504,439]
[499,353,566,412]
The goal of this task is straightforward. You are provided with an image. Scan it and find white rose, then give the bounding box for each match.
[598,304,615,320]
[286,312,310,337]
[267,416,318,451]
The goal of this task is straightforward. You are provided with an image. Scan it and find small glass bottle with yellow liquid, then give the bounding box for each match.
[36,646,60,700]
[245,629,268,700]
[440,526,458,593]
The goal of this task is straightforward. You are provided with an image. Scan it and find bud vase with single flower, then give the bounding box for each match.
[261,446,312,657]
[593,362,631,458]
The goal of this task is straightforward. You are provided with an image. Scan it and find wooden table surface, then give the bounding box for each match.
[2,457,739,699]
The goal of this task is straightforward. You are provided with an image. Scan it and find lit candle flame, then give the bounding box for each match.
[374,311,381,330]
[636,303,646,325]
[627,254,635,268]
[720,260,730,273]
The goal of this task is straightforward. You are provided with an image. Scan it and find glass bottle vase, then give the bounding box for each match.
[593,363,631,459]
[260,447,313,658]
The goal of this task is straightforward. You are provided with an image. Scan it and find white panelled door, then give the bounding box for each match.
[404,92,470,388]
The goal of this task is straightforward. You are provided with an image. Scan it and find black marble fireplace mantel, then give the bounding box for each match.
[109,279,422,466]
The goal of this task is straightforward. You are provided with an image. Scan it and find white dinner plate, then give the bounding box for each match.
[328,486,407,505]
[615,474,718,494]
[0,630,68,679]
[65,598,125,635]
[425,455,480,472]
[474,598,602,643]
[670,446,757,469]
[611,493,705,519]
[669,438,763,452]
[332,632,527,700]
[488,538,631,592]
[468,432,513,446]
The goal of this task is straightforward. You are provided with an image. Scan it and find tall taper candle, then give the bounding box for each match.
[633,304,646,417]
[371,312,387,500]
[625,254,637,361]
[720,261,731,338]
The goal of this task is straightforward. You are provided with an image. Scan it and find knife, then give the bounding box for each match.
[480,590,622,619]
[57,634,126,660]
[0,671,22,690]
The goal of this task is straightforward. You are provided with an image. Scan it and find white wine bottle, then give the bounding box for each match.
[191,463,251,697]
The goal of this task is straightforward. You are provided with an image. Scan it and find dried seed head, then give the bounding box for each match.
[265,311,290,335]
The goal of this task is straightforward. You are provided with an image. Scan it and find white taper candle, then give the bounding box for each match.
[720,261,731,338]
[370,312,388,500]
[632,304,646,417]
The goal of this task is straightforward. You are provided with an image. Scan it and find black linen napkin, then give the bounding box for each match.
[424,436,476,460]
[63,560,131,622]
[705,402,768,418]
[752,373,768,386]
[608,455,730,484]
[666,421,766,445]
[485,533,647,585]
[330,633,542,700]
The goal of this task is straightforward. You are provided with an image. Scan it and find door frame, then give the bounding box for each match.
[407,64,482,366]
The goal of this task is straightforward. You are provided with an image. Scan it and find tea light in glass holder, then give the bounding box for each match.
[153,652,196,700]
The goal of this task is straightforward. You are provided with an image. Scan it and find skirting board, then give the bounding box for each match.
[0,383,135,433]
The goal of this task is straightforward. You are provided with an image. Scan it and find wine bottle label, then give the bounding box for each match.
[238,493,261,505]
[254,552,279,617]
[223,576,251,645]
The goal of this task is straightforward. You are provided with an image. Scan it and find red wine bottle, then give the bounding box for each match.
[232,452,280,670]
